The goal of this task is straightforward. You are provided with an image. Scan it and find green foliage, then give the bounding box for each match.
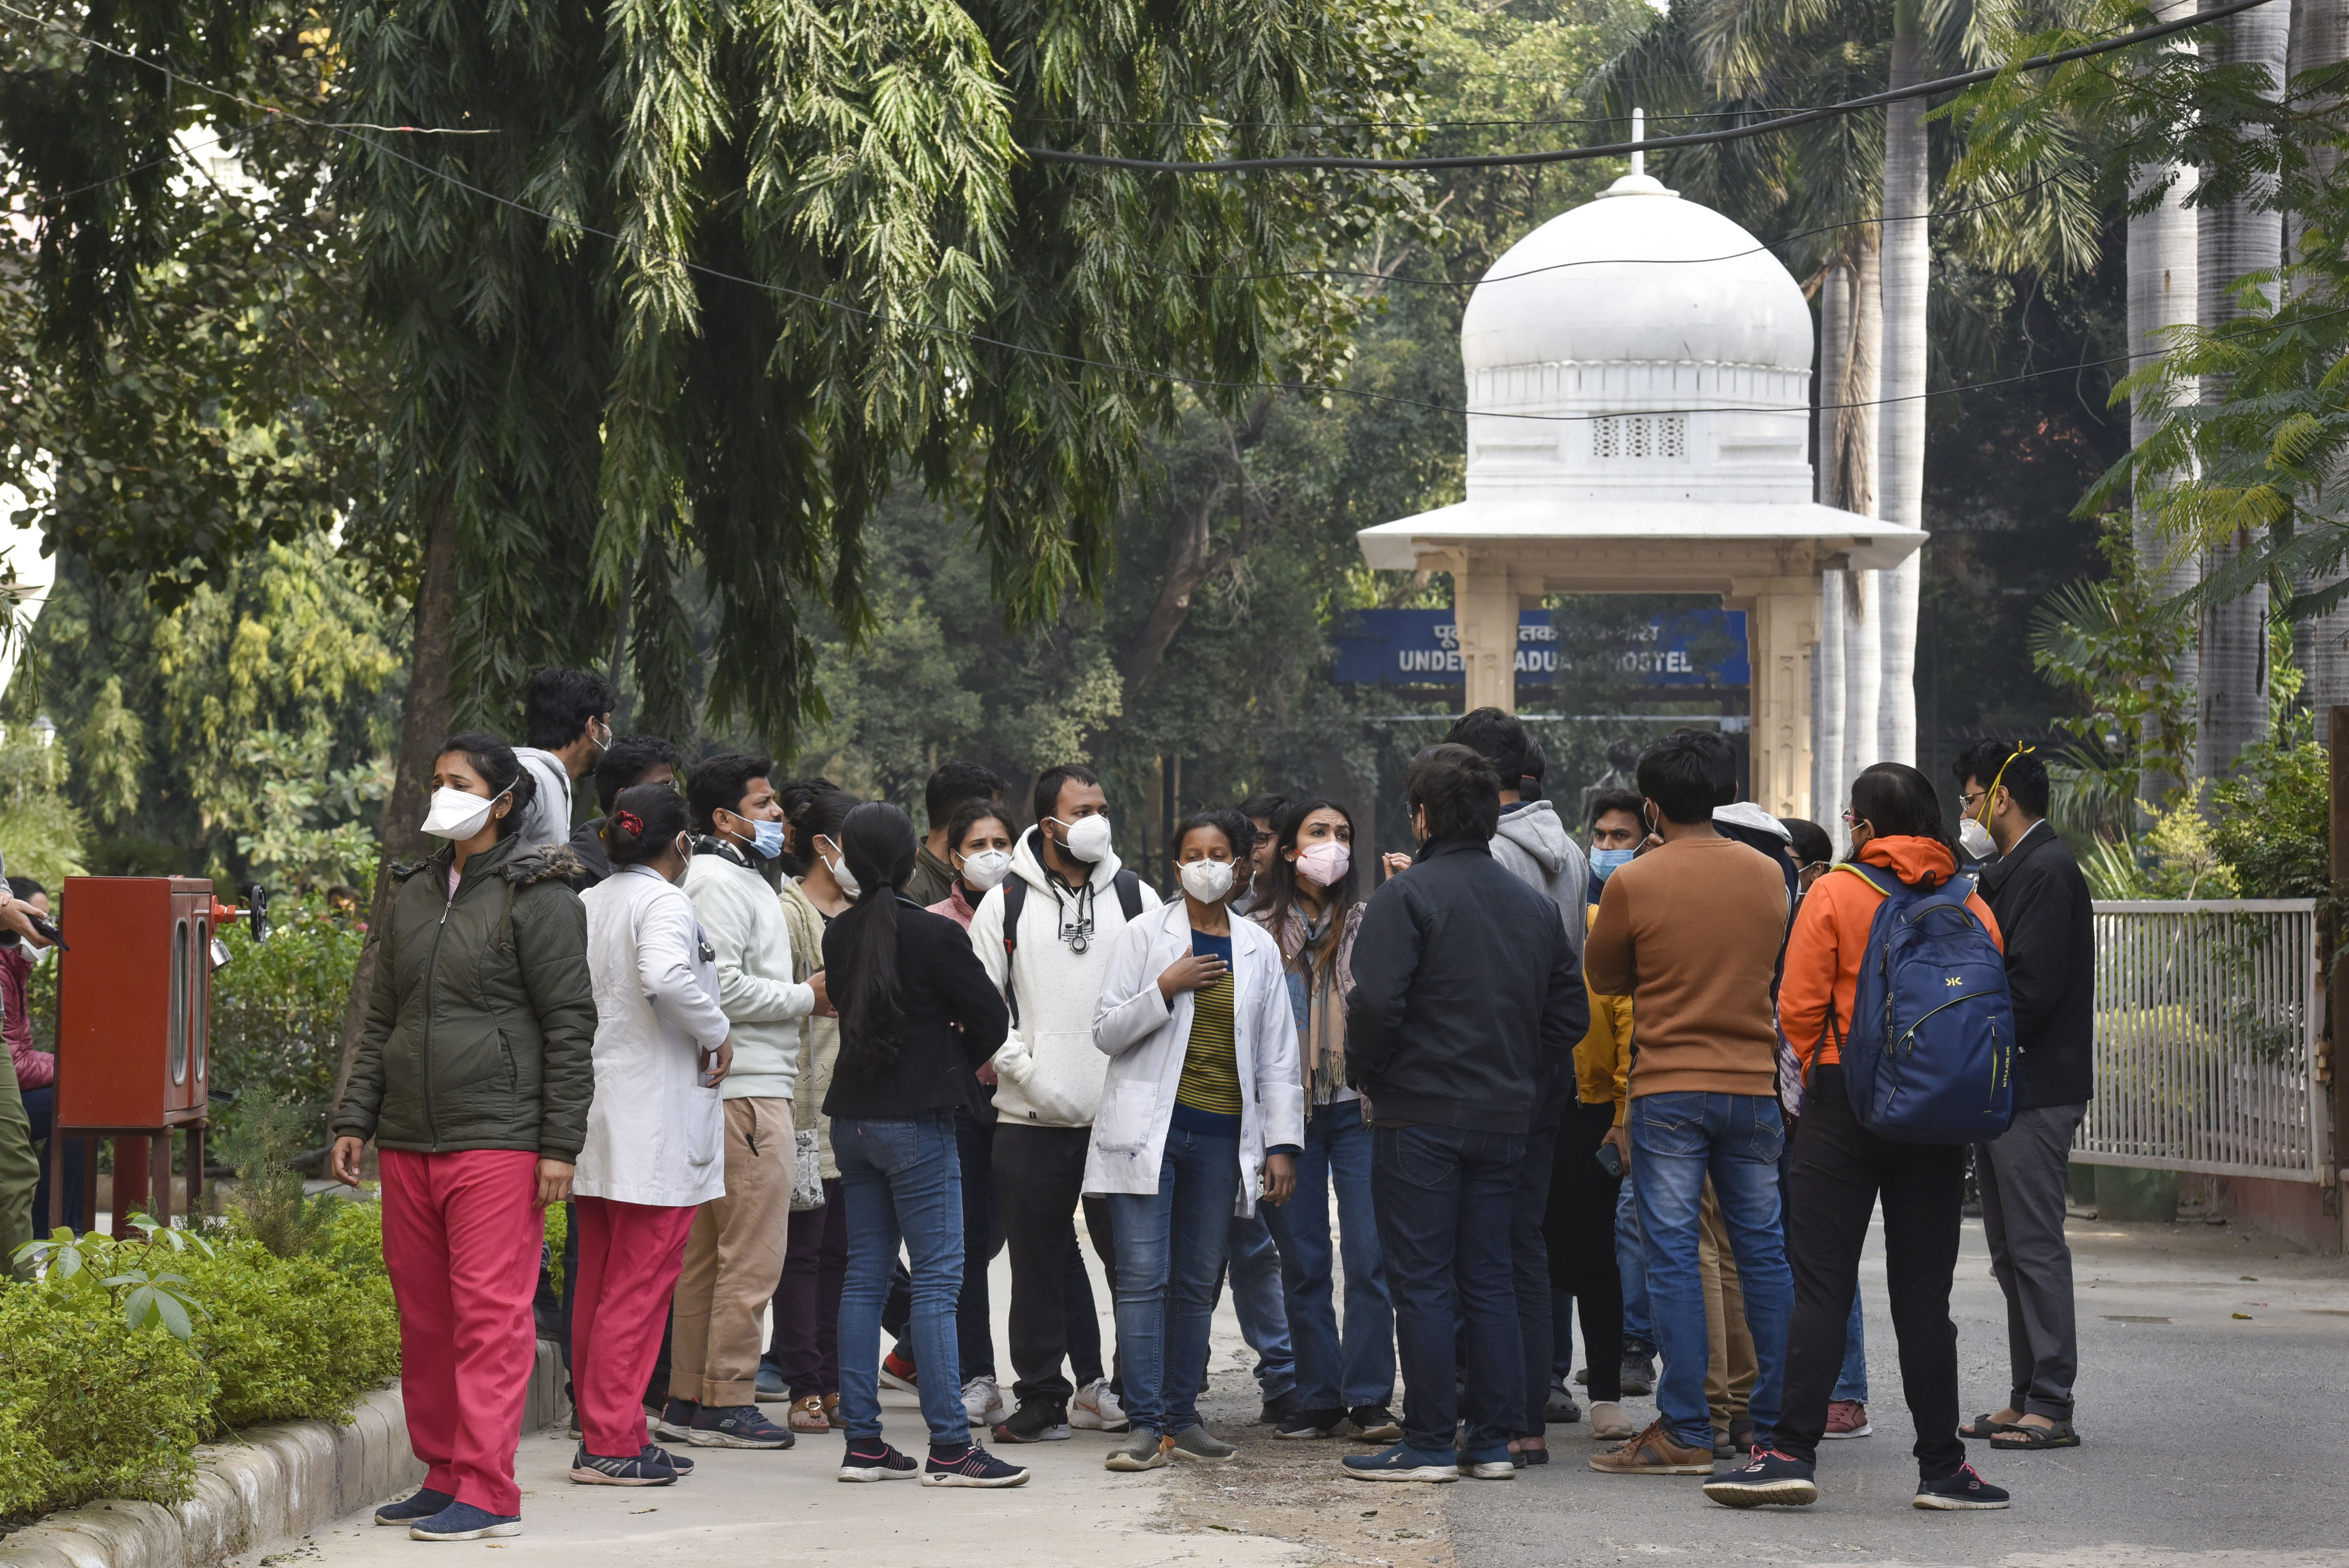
[0,1273,214,1519]
[14,1215,217,1342]
[2,1202,401,1521]
[542,1200,567,1299]
[176,1230,401,1430]
[29,541,404,884]
[2079,788,2241,901]
[2031,522,2197,833]
[0,723,86,889]
[208,897,367,1151]
[2209,715,2330,901]
[216,1093,346,1260]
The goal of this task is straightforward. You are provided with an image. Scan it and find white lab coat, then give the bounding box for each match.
[575,864,731,1206]
[1084,901,1303,1217]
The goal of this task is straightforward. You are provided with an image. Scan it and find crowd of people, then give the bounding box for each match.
[325,665,2097,1540]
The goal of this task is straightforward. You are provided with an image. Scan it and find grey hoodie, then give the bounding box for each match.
[1490,799,1589,964]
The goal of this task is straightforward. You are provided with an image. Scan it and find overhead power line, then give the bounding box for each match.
[1021,0,2274,174]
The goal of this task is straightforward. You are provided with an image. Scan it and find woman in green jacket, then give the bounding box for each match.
[331,732,597,1541]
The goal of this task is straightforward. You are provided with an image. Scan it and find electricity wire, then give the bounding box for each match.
[1019,0,2274,173]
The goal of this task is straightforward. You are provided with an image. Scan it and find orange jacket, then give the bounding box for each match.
[1777,836,2004,1072]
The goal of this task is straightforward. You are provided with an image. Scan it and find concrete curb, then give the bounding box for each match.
[1,1341,569,1568]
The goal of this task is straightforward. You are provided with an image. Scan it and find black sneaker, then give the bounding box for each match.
[1258,1388,1303,1427]
[569,1444,677,1486]
[1344,1405,1403,1443]
[1914,1463,2011,1510]
[836,1440,920,1482]
[992,1402,1071,1443]
[922,1442,1031,1488]
[651,1397,699,1441]
[1275,1407,1348,1440]
[643,1444,692,1477]
[1618,1341,1657,1398]
[688,1404,795,1449]
[1703,1448,1819,1508]
[374,1488,453,1525]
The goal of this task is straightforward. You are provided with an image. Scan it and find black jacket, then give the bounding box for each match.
[1344,836,1589,1134]
[821,895,1011,1120]
[1977,820,2096,1109]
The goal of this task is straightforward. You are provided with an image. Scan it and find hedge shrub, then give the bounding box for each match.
[177,1227,401,1430]
[0,1284,214,1520]
[1,1201,403,1523]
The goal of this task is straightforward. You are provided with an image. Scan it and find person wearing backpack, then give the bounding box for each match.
[967,764,1162,1444]
[1708,762,2012,1513]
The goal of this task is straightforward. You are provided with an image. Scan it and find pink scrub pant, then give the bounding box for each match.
[380,1149,542,1516]
[570,1197,696,1456]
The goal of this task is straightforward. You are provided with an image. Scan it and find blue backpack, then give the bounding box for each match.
[1828,863,2016,1145]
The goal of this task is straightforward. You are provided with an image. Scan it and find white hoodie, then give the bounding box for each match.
[1490,798,1590,963]
[968,825,1162,1128]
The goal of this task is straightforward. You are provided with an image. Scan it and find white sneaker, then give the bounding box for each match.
[1070,1378,1128,1432]
[963,1374,1008,1428]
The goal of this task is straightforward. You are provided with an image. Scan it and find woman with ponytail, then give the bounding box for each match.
[818,803,1026,1488]
[571,784,731,1486]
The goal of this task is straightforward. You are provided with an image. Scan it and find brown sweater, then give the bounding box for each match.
[1583,833,1788,1099]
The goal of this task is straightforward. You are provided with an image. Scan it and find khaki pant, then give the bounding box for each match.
[0,1048,37,1279]
[670,1098,794,1407]
[1699,1178,1756,1438]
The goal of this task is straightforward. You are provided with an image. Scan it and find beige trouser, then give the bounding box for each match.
[1700,1178,1757,1438]
[670,1097,793,1408]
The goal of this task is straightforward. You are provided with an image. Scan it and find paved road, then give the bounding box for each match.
[279,1211,2348,1568]
[1441,1215,2349,1568]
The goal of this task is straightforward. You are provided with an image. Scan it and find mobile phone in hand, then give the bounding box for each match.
[1594,1142,1624,1179]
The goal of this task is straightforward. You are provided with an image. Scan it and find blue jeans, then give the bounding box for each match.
[1108,1127,1240,1435]
[835,1113,967,1448]
[1630,1092,1792,1452]
[1224,1211,1296,1400]
[1261,1099,1393,1411]
[1372,1123,1524,1456]
[1616,1176,1651,1347]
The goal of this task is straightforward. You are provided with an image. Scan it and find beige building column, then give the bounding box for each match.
[1454,555,1519,715]
[1736,585,1817,820]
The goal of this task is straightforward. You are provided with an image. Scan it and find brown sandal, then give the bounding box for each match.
[788,1395,830,1431]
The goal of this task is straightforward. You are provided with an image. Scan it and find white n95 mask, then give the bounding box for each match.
[422,786,505,841]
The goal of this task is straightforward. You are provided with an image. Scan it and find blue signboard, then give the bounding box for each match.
[1332,608,1749,688]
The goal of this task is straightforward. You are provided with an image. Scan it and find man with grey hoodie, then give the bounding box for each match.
[1442,707,1589,1456]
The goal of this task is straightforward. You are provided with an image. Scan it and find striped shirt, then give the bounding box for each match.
[1174,930,1242,1131]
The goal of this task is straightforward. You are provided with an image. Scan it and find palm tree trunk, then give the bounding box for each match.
[1815,259,1851,818]
[1842,233,1884,822]
[2128,2,2202,807]
[2195,0,2288,777]
[2289,0,2349,718]
[1877,7,1930,769]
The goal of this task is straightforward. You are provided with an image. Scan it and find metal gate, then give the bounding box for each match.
[2078,900,2330,1182]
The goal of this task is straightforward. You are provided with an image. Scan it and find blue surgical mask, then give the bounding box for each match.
[743,818,786,860]
[1591,847,1635,883]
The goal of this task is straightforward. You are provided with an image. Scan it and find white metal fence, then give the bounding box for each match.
[2078,899,2331,1182]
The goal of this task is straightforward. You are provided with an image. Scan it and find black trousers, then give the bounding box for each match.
[1544,1100,1625,1402]
[992,1122,1119,1409]
[1509,1120,1558,1437]
[1777,1065,1965,1476]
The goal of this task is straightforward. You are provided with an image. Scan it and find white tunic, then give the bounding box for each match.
[575,864,731,1206]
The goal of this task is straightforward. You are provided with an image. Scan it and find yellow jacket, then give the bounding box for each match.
[1574,903,1635,1124]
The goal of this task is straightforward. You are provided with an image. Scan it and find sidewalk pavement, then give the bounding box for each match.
[277,1209,2349,1568]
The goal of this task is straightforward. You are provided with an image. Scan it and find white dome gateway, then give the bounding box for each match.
[1358,169,1918,568]
[1352,163,1927,822]
[1459,173,1814,506]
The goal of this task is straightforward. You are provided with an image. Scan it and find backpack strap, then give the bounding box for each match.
[999,879,1027,1031]
[1113,869,1144,922]
[1831,862,1895,899]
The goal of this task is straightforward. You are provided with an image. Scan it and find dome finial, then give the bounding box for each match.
[1631,108,1644,180]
